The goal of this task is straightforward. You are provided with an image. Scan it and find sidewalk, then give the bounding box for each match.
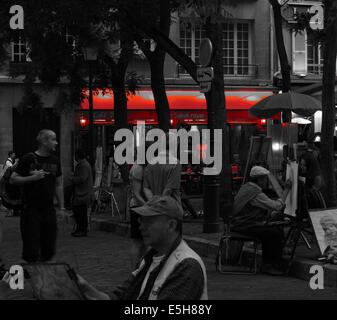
[91,211,337,287]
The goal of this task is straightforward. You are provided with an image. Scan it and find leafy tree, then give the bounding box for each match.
[0,0,146,182]
[125,0,233,232]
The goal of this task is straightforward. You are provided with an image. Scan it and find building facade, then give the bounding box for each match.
[0,0,330,180]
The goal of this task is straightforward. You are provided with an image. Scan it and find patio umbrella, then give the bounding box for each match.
[249,92,321,119]
[291,117,311,124]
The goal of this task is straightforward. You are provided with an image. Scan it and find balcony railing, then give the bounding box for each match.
[176,64,258,78]
[307,64,323,76]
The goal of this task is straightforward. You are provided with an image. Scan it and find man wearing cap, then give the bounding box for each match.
[77,196,208,300]
[231,166,292,275]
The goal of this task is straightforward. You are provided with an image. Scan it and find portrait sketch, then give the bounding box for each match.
[309,209,337,255]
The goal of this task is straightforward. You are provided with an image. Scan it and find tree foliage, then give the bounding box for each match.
[0,0,143,116]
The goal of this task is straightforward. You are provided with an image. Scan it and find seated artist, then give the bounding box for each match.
[231,166,292,276]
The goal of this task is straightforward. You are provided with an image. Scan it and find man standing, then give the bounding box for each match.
[3,151,16,170]
[143,132,182,203]
[69,148,93,237]
[77,196,208,300]
[10,129,65,263]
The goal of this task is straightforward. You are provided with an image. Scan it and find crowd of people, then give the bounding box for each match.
[0,130,335,299]
[0,129,207,300]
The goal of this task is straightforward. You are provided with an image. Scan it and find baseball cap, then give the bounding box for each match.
[250,166,270,177]
[132,196,184,221]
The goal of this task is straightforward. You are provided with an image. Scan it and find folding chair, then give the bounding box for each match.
[216,218,261,275]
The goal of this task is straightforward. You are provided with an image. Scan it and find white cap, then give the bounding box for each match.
[250,166,270,177]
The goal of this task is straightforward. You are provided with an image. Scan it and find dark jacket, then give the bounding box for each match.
[72,159,93,206]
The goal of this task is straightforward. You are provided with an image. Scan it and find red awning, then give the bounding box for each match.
[80,89,275,124]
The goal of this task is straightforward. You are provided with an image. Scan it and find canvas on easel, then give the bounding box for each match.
[284,161,298,217]
[243,136,272,184]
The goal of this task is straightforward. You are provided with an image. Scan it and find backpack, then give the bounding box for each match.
[0,166,22,209]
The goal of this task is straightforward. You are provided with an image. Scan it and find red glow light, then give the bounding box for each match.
[80,116,88,127]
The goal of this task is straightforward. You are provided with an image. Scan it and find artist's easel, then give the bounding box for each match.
[243,136,272,184]
[284,216,314,274]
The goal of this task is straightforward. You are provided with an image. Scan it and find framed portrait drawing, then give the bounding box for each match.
[308,208,337,255]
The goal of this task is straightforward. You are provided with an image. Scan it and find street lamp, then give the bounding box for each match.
[82,45,98,168]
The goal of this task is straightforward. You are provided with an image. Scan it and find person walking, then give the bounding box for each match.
[10,129,65,263]
[69,148,93,237]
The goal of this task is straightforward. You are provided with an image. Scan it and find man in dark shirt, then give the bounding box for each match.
[69,148,93,237]
[10,129,65,263]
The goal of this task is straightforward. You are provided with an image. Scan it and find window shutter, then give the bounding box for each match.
[292,31,307,74]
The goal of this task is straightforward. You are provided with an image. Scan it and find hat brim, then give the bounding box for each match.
[132,205,162,217]
[250,173,269,177]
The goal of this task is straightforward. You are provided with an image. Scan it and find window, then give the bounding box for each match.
[223,22,250,75]
[11,37,31,63]
[292,31,324,76]
[307,38,323,75]
[179,20,253,77]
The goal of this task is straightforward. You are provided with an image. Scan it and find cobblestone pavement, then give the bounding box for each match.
[1,214,337,300]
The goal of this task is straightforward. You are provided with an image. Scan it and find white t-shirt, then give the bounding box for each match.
[137,255,164,299]
[3,158,14,170]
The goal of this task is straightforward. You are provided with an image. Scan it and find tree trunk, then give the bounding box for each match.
[126,10,198,81]
[113,81,128,130]
[203,18,232,232]
[150,56,171,131]
[111,29,133,184]
[320,0,337,207]
[134,0,171,131]
[270,0,292,122]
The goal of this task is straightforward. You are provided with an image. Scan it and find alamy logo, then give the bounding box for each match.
[8,265,24,290]
[309,265,324,290]
[9,5,24,30]
[113,122,223,175]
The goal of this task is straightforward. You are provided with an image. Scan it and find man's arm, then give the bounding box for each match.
[250,193,285,212]
[76,274,111,300]
[143,166,153,201]
[143,187,153,201]
[132,178,146,205]
[157,258,204,300]
[10,170,47,185]
[163,164,182,196]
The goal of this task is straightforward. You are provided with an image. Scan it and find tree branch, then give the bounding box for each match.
[124,7,198,82]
